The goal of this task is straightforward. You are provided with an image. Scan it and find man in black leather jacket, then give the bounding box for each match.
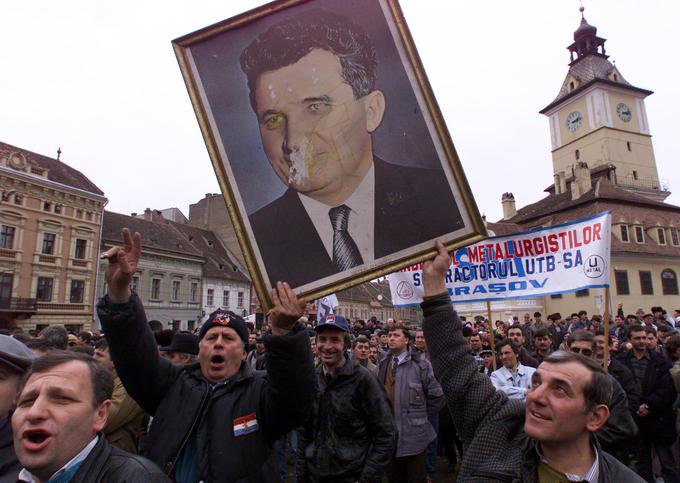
[297,314,395,482]
[98,228,315,482]
[12,351,167,482]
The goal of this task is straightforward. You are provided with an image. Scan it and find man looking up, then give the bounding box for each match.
[97,228,315,482]
[12,351,167,482]
[490,340,536,401]
[297,314,394,482]
[420,241,642,482]
[566,330,638,461]
[241,9,462,287]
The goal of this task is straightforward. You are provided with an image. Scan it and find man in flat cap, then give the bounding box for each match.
[0,334,35,482]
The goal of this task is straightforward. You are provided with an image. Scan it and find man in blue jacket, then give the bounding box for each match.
[97,228,316,482]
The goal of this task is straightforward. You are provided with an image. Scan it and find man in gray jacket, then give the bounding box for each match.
[420,241,643,482]
[378,325,444,482]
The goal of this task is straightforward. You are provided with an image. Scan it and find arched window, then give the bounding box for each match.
[661,269,679,295]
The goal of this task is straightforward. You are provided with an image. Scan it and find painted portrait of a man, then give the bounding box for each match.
[176,0,482,301]
[240,9,463,288]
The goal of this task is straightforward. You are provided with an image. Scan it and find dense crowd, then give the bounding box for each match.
[0,231,678,482]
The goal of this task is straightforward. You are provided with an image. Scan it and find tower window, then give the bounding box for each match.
[569,81,575,91]
[633,170,639,180]
[627,141,632,152]
[575,149,580,160]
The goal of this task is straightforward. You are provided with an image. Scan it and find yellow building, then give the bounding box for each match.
[487,11,680,319]
[0,142,106,331]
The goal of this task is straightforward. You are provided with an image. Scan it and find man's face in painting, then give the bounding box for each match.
[253,48,385,204]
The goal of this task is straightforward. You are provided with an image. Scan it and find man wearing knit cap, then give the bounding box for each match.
[97,228,316,482]
[0,334,35,482]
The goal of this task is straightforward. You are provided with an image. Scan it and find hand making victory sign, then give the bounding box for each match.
[101,227,142,303]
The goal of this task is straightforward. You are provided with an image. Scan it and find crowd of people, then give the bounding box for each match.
[1,230,679,482]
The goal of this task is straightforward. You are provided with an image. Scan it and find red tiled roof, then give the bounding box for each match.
[0,141,104,195]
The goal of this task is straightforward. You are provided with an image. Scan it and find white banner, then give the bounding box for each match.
[316,294,339,320]
[389,212,611,306]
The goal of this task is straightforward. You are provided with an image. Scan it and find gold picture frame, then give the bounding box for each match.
[173,0,486,310]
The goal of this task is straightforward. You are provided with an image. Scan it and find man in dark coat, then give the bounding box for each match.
[618,325,680,482]
[98,228,316,482]
[420,242,642,482]
[297,314,394,482]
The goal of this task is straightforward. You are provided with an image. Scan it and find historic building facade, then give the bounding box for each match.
[0,142,106,331]
[485,11,680,319]
[95,211,204,332]
[95,209,251,332]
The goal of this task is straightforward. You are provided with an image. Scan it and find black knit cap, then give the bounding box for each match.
[198,309,249,345]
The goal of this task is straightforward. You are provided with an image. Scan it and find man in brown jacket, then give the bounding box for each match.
[94,338,144,453]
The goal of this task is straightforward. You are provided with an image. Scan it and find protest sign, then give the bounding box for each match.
[389,212,611,306]
[316,294,339,320]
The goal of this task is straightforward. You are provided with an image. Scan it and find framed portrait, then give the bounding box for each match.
[173,0,486,309]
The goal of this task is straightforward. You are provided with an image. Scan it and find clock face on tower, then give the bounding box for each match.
[617,103,632,122]
[566,111,583,132]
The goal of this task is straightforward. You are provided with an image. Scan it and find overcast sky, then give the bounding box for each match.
[1,1,677,224]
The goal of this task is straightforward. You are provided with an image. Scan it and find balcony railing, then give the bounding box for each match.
[0,297,37,312]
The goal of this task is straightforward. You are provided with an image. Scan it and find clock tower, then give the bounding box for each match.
[540,7,668,202]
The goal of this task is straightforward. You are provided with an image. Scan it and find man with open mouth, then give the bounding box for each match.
[11,351,168,482]
[97,228,316,482]
[419,241,643,482]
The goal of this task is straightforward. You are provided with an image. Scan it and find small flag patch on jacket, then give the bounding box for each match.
[233,412,258,436]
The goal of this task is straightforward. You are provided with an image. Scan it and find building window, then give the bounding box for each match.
[633,170,639,180]
[54,204,62,214]
[671,228,680,246]
[74,239,87,259]
[634,226,644,244]
[36,277,53,301]
[550,294,563,299]
[42,233,56,255]
[614,270,630,295]
[627,141,632,152]
[619,225,629,243]
[237,291,244,308]
[661,269,679,295]
[151,278,161,300]
[190,281,198,302]
[575,289,590,297]
[639,271,654,295]
[69,280,84,303]
[172,280,181,301]
[575,149,580,160]
[131,276,139,293]
[76,209,83,219]
[207,288,214,306]
[657,228,667,245]
[172,320,180,332]
[188,320,196,332]
[43,201,52,212]
[223,290,230,307]
[0,226,15,249]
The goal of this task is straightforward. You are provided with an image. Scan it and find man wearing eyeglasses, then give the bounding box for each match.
[566,330,638,463]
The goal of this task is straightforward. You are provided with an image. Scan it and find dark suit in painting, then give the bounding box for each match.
[249,157,463,288]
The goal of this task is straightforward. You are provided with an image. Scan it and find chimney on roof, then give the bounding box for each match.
[570,162,593,200]
[143,208,152,221]
[501,192,516,220]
